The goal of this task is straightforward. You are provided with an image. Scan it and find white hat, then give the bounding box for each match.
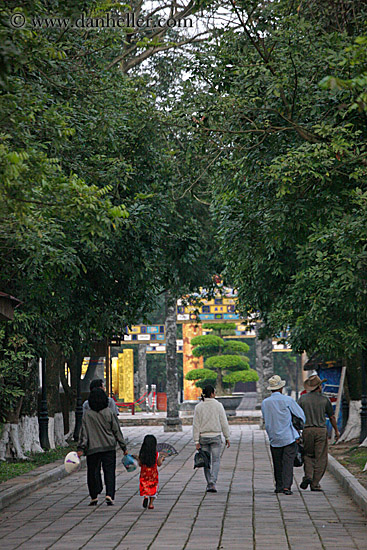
[267,375,286,391]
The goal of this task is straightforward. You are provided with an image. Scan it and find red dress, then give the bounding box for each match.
[139,452,159,497]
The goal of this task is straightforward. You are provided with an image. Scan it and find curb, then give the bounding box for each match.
[119,415,261,427]
[327,453,367,516]
[0,458,86,512]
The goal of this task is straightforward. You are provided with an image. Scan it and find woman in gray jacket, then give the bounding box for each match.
[77,388,128,506]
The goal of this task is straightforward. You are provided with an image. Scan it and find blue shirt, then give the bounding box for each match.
[261,392,306,447]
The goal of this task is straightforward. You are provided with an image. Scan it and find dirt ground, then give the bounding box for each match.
[329,438,367,490]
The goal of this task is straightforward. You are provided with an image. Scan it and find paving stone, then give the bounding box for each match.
[0,425,366,549]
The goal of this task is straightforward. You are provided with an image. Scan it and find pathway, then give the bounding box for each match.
[0,426,365,550]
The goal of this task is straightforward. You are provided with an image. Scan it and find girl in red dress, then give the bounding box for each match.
[138,435,164,509]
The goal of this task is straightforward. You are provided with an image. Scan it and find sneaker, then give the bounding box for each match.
[207,484,217,493]
[283,489,293,495]
[300,478,311,490]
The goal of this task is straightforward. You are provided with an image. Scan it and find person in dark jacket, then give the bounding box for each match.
[83,378,119,417]
[77,388,128,506]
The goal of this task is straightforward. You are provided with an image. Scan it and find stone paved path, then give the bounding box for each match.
[0,426,366,550]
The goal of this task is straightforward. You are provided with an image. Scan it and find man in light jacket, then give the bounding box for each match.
[262,375,306,495]
[193,384,230,493]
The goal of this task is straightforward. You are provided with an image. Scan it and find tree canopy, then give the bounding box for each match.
[168,0,367,360]
[0,0,221,417]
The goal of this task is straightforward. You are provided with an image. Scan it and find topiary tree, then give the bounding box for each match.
[185,323,259,395]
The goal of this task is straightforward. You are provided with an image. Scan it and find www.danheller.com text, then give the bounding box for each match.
[9,11,193,30]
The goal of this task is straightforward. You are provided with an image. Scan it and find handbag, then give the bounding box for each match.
[291,412,304,432]
[194,449,211,469]
[294,440,304,467]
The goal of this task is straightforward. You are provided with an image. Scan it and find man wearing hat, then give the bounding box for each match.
[261,375,306,495]
[298,374,340,491]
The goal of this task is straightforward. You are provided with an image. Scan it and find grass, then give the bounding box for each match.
[0,443,77,484]
[329,439,367,490]
[341,445,367,470]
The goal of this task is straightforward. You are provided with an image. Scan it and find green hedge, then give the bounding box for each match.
[205,355,249,371]
[185,368,217,381]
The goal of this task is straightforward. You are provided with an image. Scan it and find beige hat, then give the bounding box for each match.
[267,375,286,391]
[304,374,327,392]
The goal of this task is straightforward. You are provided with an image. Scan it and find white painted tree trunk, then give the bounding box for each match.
[48,417,56,449]
[337,400,361,442]
[18,415,43,454]
[54,412,68,447]
[0,423,28,460]
[64,411,76,442]
[0,424,10,461]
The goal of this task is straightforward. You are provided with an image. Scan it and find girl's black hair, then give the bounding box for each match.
[201,384,215,401]
[139,434,157,467]
[88,387,108,412]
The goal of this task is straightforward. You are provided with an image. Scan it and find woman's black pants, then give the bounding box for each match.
[87,450,116,500]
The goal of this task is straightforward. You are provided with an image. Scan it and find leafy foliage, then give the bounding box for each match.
[0,0,221,417]
[173,0,367,361]
[0,317,35,421]
[223,369,259,386]
[185,368,217,381]
[205,355,249,371]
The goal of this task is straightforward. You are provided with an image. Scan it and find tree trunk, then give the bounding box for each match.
[255,323,274,403]
[46,341,67,448]
[0,397,30,460]
[17,359,43,455]
[337,400,361,442]
[138,344,147,410]
[64,411,76,442]
[216,369,224,395]
[164,291,182,432]
[18,415,43,454]
[0,423,28,460]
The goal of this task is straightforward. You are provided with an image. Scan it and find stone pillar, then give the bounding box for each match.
[138,344,147,410]
[164,291,182,432]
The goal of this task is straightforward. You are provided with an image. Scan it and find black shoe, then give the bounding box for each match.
[88,499,98,506]
[310,486,323,492]
[274,488,283,493]
[143,497,148,508]
[300,478,311,490]
[283,489,293,495]
[105,496,114,506]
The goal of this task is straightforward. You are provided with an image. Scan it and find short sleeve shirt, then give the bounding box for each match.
[298,391,334,428]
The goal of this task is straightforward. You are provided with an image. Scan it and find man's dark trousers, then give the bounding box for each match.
[270,442,297,491]
[87,450,116,500]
